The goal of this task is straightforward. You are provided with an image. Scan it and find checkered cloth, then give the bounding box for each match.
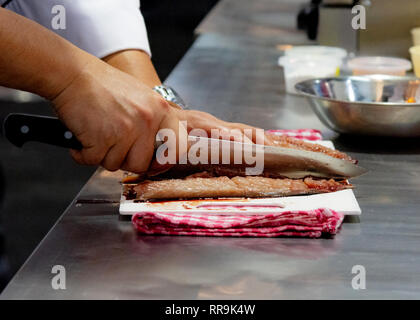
[266,129,323,141]
[132,209,344,238]
[132,129,345,238]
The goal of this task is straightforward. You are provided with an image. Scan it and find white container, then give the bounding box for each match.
[347,56,412,76]
[284,45,348,60]
[278,56,342,94]
[411,27,420,46]
[409,46,420,77]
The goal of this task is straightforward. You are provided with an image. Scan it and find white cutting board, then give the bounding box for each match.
[119,141,361,216]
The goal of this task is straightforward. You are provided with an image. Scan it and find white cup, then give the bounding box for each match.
[278,56,342,94]
[411,27,420,46]
[284,45,348,60]
[409,46,420,77]
[347,56,412,76]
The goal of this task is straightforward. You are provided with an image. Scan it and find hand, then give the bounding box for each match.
[175,108,274,145]
[52,58,187,173]
[102,50,271,144]
[143,108,275,177]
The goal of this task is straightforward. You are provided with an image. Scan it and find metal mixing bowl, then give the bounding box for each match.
[295,75,420,137]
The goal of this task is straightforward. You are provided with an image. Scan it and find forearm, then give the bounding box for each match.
[103,50,161,88]
[0,8,95,100]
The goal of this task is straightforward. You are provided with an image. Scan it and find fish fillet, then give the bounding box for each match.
[143,134,357,179]
[266,134,355,163]
[125,175,351,201]
[122,135,356,201]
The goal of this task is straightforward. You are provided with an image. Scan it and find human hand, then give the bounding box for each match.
[174,108,273,145]
[52,58,187,173]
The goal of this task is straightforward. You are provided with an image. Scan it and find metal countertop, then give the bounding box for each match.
[2,0,420,299]
[196,0,312,45]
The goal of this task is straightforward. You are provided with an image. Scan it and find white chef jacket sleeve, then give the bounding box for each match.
[4,0,151,58]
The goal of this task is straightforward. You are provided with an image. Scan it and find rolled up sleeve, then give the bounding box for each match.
[6,0,151,58]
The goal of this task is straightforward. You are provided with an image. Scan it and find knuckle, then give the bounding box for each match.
[102,161,119,172]
[156,96,171,112]
[132,96,169,128]
[138,106,155,126]
[99,126,114,147]
[102,134,113,147]
[117,116,134,136]
[122,157,148,174]
[120,162,135,173]
[70,151,84,165]
[102,152,126,172]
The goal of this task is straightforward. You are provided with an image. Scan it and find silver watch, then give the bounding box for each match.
[153,85,187,109]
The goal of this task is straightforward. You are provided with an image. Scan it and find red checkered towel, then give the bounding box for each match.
[266,129,323,141]
[132,129,345,238]
[132,209,344,238]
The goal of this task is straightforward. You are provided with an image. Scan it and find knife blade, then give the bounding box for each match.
[188,136,367,178]
[3,113,367,178]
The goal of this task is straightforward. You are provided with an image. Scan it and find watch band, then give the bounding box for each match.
[153,85,188,109]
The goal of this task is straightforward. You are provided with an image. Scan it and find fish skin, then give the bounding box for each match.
[140,134,357,179]
[266,134,355,163]
[127,175,351,201]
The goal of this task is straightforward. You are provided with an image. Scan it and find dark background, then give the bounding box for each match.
[0,0,219,293]
[143,0,219,80]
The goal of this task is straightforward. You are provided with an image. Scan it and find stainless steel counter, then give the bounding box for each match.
[2,0,420,299]
[196,0,312,44]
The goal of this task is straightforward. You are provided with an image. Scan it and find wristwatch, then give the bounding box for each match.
[153,85,188,109]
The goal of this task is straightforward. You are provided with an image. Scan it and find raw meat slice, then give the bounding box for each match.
[125,175,351,201]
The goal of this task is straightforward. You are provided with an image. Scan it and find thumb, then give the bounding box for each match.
[155,108,189,166]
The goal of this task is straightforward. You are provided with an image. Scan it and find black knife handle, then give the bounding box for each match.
[3,113,82,150]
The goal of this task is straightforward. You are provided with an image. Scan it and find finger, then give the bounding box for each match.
[220,122,260,141]
[159,109,189,164]
[222,122,271,145]
[121,110,160,173]
[78,145,109,166]
[121,132,155,173]
[179,110,226,133]
[68,125,112,166]
[181,109,271,145]
[216,128,248,143]
[69,149,85,165]
[182,110,267,144]
[101,139,133,171]
[122,111,188,173]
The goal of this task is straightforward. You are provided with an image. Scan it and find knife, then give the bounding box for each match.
[3,113,82,150]
[188,136,367,178]
[3,113,367,178]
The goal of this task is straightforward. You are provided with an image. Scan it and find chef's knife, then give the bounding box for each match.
[3,113,82,150]
[3,113,367,178]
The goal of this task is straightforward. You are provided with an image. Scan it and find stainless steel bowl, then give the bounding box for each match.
[295,75,420,137]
